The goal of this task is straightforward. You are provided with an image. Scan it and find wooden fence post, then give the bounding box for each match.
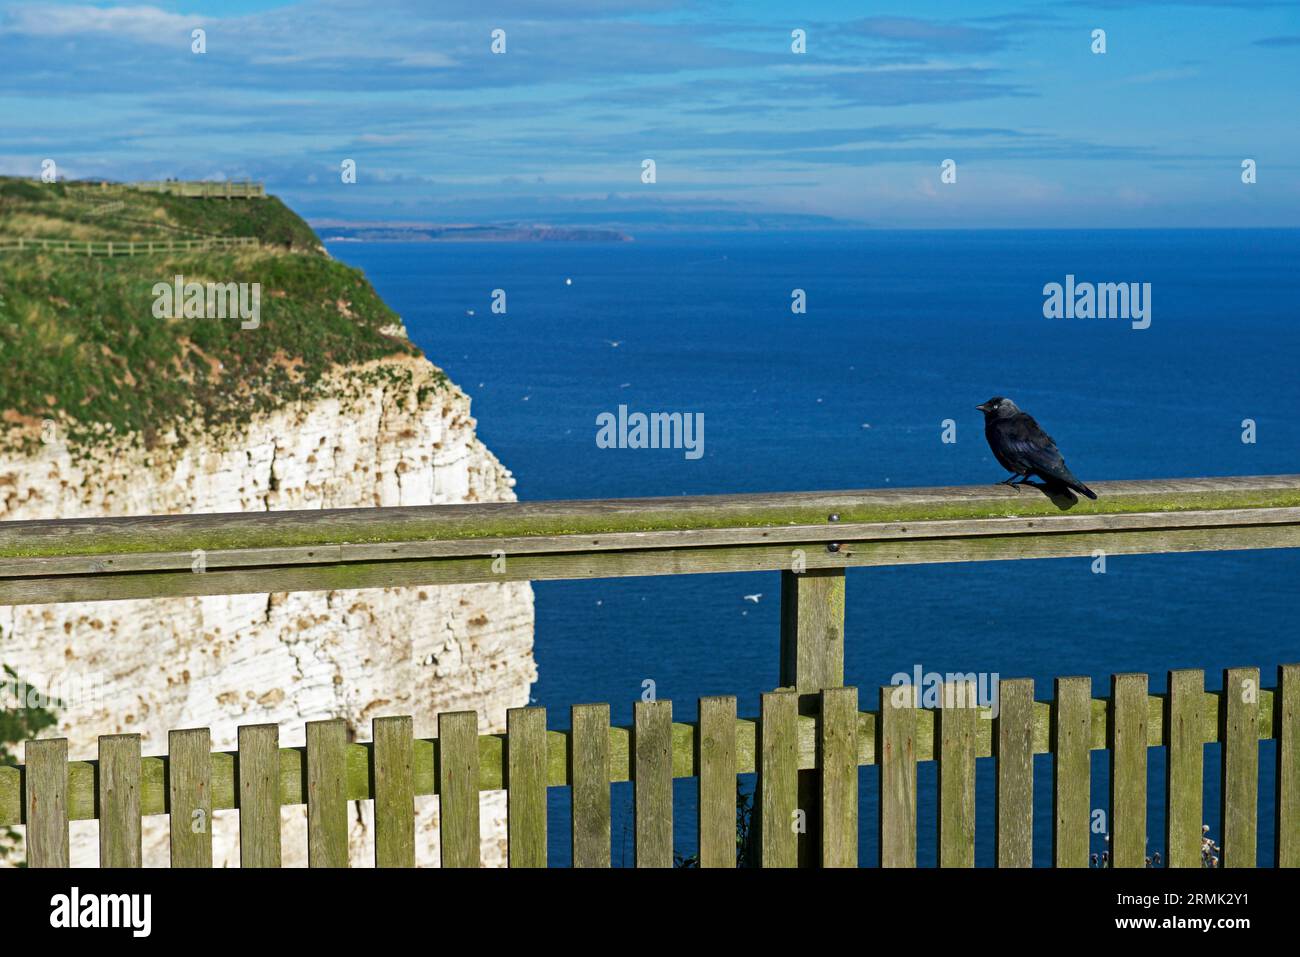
[938,680,977,867]
[372,716,415,868]
[24,738,69,868]
[758,689,799,867]
[1221,667,1260,867]
[780,567,845,692]
[633,699,673,868]
[995,678,1034,867]
[506,706,548,868]
[168,728,213,867]
[438,710,481,868]
[698,695,737,868]
[1053,676,1091,867]
[570,703,611,867]
[1166,669,1205,867]
[305,718,349,868]
[779,566,845,866]
[98,733,142,867]
[879,684,917,867]
[1277,664,1300,867]
[820,686,858,866]
[237,723,282,867]
[1110,673,1149,867]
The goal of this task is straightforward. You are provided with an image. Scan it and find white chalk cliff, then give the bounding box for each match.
[0,353,536,866]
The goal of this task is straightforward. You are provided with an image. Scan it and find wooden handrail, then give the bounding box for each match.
[0,474,1298,605]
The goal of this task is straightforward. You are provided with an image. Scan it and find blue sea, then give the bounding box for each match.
[327,230,1300,867]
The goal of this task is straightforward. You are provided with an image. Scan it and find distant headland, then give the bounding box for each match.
[315,222,632,243]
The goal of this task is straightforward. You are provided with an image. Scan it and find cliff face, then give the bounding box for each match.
[0,355,536,866]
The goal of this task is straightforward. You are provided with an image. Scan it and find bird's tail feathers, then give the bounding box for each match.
[1045,476,1099,500]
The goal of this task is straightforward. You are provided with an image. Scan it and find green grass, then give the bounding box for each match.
[0,177,321,248]
[0,177,428,454]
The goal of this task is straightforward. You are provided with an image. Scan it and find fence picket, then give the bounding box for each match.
[757,690,798,867]
[237,724,281,867]
[1166,670,1204,868]
[1110,673,1149,867]
[820,687,858,867]
[507,707,547,868]
[98,734,142,867]
[879,684,917,867]
[698,695,737,868]
[1221,667,1259,867]
[168,728,212,868]
[938,680,976,867]
[438,710,480,868]
[634,699,673,868]
[24,738,69,868]
[1052,676,1091,868]
[571,703,611,867]
[372,716,415,868]
[1277,664,1300,867]
[306,719,349,867]
[996,679,1034,868]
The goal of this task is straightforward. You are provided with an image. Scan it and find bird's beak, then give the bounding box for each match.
[975,403,988,412]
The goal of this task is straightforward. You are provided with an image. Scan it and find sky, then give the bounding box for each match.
[0,0,1297,228]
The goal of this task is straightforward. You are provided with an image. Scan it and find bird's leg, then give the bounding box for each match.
[998,474,1019,486]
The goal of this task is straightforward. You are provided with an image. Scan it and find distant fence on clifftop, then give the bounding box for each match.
[2,664,1297,867]
[0,236,260,257]
[126,180,266,199]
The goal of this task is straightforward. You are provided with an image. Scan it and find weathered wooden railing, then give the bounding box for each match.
[2,666,1297,867]
[2,475,1299,866]
[2,475,1298,605]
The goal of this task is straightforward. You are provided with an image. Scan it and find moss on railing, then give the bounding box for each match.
[0,476,1298,559]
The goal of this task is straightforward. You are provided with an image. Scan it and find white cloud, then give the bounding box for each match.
[1,4,197,45]
[395,52,457,68]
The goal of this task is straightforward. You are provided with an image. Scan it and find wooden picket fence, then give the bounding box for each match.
[0,236,260,257]
[4,664,1297,867]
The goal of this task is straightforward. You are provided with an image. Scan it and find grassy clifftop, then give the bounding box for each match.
[0,177,425,452]
[0,178,321,248]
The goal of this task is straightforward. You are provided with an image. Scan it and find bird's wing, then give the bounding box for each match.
[996,414,1070,478]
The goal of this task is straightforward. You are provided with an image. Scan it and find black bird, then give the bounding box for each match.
[976,396,1097,500]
